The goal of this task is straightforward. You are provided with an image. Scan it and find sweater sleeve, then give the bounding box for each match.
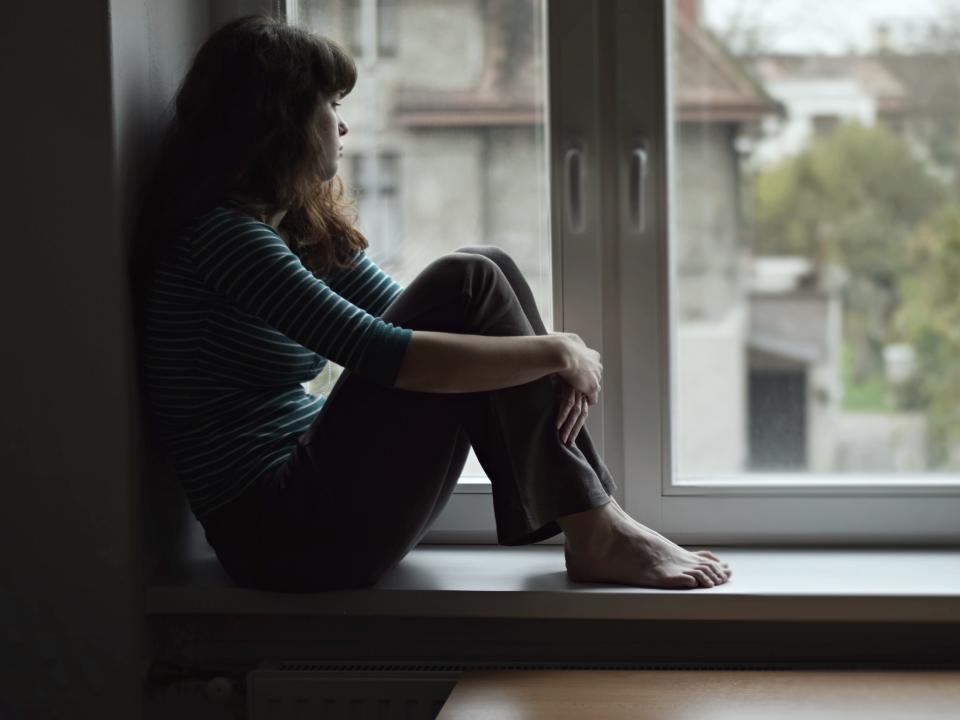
[325,249,405,318]
[189,208,412,387]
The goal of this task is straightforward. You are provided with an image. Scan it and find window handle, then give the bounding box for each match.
[564,141,586,234]
[630,141,649,234]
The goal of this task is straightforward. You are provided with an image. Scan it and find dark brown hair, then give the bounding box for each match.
[134,14,366,292]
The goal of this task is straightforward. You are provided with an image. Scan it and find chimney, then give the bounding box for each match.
[676,0,700,26]
[873,22,892,53]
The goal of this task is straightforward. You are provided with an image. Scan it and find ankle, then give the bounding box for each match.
[558,499,616,554]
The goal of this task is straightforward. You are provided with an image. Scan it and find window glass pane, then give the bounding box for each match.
[671,0,960,476]
[296,0,551,479]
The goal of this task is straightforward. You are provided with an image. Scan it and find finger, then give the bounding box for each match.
[560,402,578,444]
[570,397,589,443]
[556,389,577,429]
[563,394,583,444]
[560,398,580,443]
[555,384,574,421]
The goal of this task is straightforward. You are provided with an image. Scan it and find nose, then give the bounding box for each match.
[338,119,349,136]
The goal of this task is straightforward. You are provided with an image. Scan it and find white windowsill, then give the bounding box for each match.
[145,545,960,623]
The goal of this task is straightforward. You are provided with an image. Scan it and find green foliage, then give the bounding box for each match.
[752,122,944,268]
[750,122,960,467]
[840,340,891,412]
[750,121,945,380]
[893,204,960,468]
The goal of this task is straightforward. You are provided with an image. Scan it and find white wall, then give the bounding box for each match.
[751,77,875,167]
[0,1,210,716]
[675,305,748,476]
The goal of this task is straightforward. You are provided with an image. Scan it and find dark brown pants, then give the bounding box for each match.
[202,246,616,592]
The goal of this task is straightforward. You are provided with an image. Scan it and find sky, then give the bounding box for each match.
[700,0,959,54]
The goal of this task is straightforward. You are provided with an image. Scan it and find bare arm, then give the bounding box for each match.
[394,331,602,403]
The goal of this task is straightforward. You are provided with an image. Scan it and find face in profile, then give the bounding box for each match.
[314,91,349,181]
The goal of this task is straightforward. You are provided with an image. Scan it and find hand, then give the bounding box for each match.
[551,332,602,404]
[555,378,589,446]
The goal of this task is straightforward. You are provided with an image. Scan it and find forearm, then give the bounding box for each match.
[394,330,569,393]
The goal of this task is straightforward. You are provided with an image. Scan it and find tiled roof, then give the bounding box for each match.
[394,2,781,127]
[671,10,783,122]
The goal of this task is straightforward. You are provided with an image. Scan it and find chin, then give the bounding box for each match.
[319,160,338,180]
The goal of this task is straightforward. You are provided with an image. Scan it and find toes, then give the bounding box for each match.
[679,573,700,589]
[673,574,698,589]
[698,564,724,584]
[694,551,732,579]
[690,568,715,587]
[712,562,731,580]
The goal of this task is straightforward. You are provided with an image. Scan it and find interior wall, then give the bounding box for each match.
[211,0,284,31]
[114,0,214,593]
[0,1,209,717]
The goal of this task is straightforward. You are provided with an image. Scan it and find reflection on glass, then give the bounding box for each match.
[672,0,960,476]
[297,0,550,478]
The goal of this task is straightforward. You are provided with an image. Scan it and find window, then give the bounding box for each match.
[349,152,402,271]
[346,0,398,58]
[652,0,960,543]
[670,0,960,482]
[283,0,960,544]
[812,114,840,137]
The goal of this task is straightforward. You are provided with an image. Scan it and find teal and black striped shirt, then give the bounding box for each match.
[141,202,412,520]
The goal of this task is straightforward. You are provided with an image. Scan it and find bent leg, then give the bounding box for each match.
[206,251,613,592]
[451,245,615,500]
[376,249,617,546]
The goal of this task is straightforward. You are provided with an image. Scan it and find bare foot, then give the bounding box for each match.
[605,496,730,572]
[559,499,732,589]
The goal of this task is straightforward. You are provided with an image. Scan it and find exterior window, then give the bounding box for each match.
[812,114,840,137]
[347,0,398,57]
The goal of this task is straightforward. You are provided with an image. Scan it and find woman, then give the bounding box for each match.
[134,14,731,592]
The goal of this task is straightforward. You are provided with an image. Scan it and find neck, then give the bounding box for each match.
[267,208,288,229]
[230,195,287,230]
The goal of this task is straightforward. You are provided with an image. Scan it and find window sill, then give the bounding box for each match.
[145,545,960,623]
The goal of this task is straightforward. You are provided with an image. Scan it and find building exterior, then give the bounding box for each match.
[745,53,910,168]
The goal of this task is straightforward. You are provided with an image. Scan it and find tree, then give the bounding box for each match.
[750,122,946,382]
[893,203,960,469]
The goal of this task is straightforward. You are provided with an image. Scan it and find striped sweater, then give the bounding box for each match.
[141,201,412,520]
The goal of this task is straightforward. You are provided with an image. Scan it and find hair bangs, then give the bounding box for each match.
[313,35,357,98]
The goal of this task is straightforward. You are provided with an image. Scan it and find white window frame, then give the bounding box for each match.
[276,0,960,546]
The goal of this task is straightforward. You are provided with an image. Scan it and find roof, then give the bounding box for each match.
[393,2,782,128]
[748,54,910,115]
[671,10,783,123]
[873,53,960,115]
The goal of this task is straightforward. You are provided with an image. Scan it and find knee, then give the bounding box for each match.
[425,251,505,289]
[455,245,515,270]
[455,246,524,291]
[418,252,512,325]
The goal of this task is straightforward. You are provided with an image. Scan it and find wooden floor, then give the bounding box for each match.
[437,670,960,719]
